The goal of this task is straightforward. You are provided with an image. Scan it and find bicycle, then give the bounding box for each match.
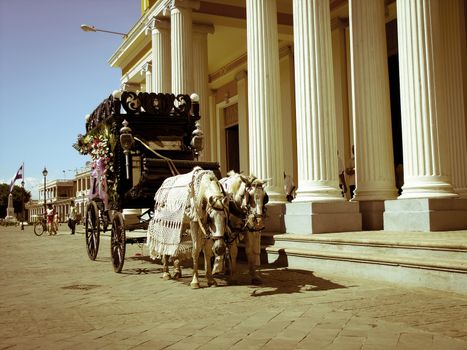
[33,217,47,236]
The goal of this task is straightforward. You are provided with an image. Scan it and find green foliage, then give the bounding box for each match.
[0,183,31,218]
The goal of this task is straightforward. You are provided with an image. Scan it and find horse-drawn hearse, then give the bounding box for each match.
[74,90,268,287]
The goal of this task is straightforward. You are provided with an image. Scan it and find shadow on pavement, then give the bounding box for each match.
[248,266,348,297]
[107,254,349,296]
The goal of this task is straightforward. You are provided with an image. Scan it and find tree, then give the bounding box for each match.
[0,183,31,218]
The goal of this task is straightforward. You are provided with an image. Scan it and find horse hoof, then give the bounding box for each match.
[162,273,172,280]
[252,277,263,285]
[173,272,182,279]
[190,282,200,289]
[208,280,218,287]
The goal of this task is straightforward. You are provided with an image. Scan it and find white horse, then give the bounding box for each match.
[214,171,268,284]
[147,167,229,289]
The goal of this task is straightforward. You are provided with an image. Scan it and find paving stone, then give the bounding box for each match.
[0,226,466,349]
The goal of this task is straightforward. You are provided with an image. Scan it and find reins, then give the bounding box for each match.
[134,136,180,176]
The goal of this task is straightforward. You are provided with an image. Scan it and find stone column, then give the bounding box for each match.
[246,0,285,203]
[170,0,199,95]
[147,18,171,93]
[349,0,398,230]
[292,0,342,202]
[141,62,152,93]
[284,0,361,234]
[235,70,250,174]
[384,0,467,232]
[193,23,214,161]
[349,0,397,201]
[397,0,456,199]
[440,0,467,197]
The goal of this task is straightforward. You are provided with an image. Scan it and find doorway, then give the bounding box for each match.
[224,103,240,173]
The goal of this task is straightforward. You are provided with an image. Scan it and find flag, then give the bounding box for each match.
[9,164,24,193]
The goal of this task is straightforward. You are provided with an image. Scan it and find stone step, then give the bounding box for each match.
[263,232,467,294]
[269,233,467,262]
[265,245,467,273]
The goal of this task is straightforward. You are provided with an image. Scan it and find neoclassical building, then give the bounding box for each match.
[27,180,75,223]
[106,0,467,232]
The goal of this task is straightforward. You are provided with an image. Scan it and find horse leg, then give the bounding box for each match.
[228,240,239,285]
[204,239,217,287]
[173,258,182,279]
[161,255,172,280]
[190,224,202,289]
[245,232,262,285]
[212,255,224,275]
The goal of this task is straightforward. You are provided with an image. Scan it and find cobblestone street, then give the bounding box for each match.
[0,225,466,349]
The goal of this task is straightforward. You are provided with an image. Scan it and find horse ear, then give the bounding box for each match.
[240,174,249,183]
[222,196,229,208]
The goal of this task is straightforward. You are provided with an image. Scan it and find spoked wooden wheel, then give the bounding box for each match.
[111,212,126,273]
[85,201,100,260]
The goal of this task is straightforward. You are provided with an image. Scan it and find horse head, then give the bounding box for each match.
[200,174,229,256]
[244,176,268,231]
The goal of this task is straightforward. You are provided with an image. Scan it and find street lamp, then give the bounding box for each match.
[80,24,127,38]
[42,167,48,219]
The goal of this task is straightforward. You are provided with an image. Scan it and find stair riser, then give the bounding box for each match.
[272,240,467,261]
[266,250,467,295]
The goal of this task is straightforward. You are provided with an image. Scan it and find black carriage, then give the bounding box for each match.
[74,91,220,272]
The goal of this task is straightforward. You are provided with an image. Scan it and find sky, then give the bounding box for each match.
[0,0,141,199]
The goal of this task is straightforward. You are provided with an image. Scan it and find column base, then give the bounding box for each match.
[284,201,362,234]
[384,198,467,231]
[264,203,286,233]
[359,200,385,230]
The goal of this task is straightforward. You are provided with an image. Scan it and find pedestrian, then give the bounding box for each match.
[68,201,77,235]
[346,145,356,199]
[46,204,55,236]
[338,151,347,197]
[52,205,59,235]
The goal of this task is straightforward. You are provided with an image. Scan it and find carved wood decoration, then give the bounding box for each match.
[86,92,196,133]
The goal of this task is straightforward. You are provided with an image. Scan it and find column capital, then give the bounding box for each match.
[141,62,152,75]
[145,17,170,35]
[170,0,200,11]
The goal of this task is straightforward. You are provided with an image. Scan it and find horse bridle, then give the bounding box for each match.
[205,195,229,240]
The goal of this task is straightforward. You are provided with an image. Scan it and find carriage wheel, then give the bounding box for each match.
[85,201,100,260]
[111,212,126,273]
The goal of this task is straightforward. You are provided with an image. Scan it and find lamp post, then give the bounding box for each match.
[80,24,127,38]
[42,167,48,219]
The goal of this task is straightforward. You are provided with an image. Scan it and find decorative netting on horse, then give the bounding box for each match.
[146,167,212,260]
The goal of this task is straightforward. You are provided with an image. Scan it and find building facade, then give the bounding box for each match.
[27,179,75,222]
[105,0,467,232]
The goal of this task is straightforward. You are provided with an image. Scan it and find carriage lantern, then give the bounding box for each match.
[190,93,200,118]
[190,121,204,160]
[120,120,134,180]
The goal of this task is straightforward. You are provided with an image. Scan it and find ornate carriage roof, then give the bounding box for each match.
[85,91,198,133]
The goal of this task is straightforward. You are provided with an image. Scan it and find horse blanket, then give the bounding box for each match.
[146,167,211,260]
[147,170,193,260]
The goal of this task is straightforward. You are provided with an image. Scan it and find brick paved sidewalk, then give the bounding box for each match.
[0,225,466,349]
